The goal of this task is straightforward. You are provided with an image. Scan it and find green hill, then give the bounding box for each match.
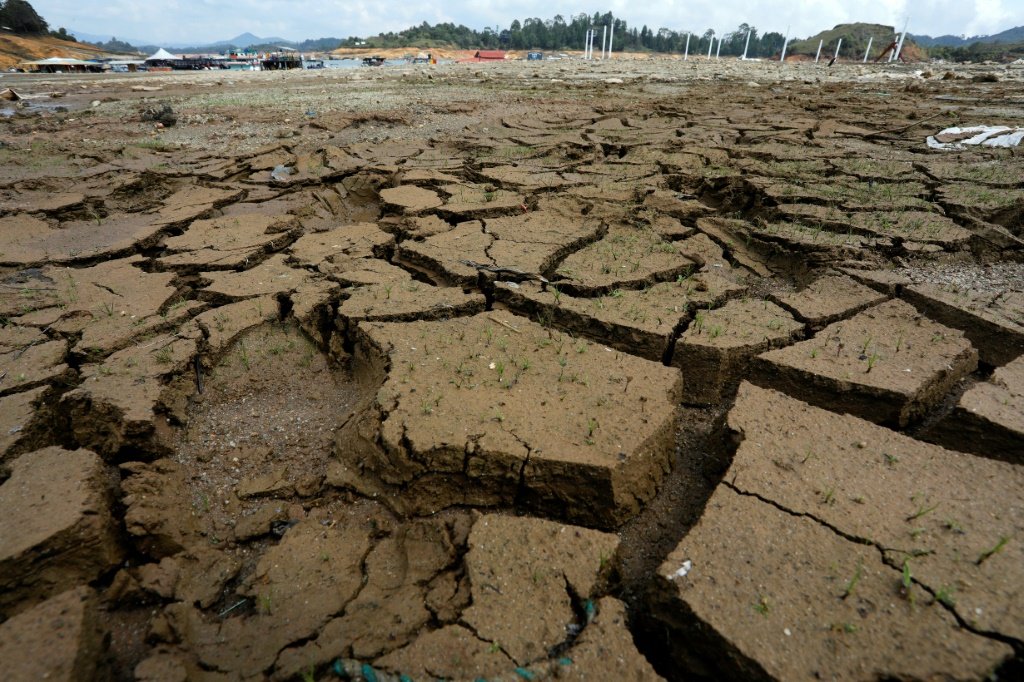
[788,23,921,61]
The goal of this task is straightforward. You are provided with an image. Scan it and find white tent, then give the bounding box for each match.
[19,57,101,72]
[146,48,178,61]
[23,57,94,66]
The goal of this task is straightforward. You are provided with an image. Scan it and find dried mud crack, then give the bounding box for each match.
[1,58,1023,681]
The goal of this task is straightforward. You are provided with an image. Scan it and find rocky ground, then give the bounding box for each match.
[1,56,1023,681]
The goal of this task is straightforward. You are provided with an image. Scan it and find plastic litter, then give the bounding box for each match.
[270,164,294,182]
[330,659,394,681]
[514,668,536,680]
[927,125,1024,150]
[667,559,693,580]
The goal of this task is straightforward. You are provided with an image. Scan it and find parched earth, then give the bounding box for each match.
[1,58,1023,681]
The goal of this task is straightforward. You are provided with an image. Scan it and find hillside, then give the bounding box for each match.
[913,33,975,48]
[913,25,1024,47]
[787,23,925,62]
[986,25,1024,43]
[0,31,117,69]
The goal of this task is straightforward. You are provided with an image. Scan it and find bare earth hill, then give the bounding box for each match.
[0,32,115,69]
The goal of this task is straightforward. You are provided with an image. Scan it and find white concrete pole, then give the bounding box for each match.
[815,39,823,63]
[780,26,790,62]
[608,24,614,58]
[894,17,910,62]
[707,33,714,59]
[716,36,722,59]
[601,25,608,60]
[834,38,842,61]
[684,32,690,60]
[863,36,873,62]
[742,29,751,60]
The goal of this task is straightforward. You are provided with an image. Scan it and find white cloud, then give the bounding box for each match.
[31,0,1019,45]
[966,0,1014,36]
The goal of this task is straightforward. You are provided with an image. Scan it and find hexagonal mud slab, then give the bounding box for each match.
[653,487,1012,681]
[554,225,699,295]
[336,280,486,333]
[0,339,69,398]
[329,311,681,528]
[769,274,888,330]
[379,185,444,214]
[63,330,200,458]
[847,268,1024,368]
[4,257,196,359]
[927,354,1024,464]
[0,447,122,616]
[0,587,103,682]
[752,299,977,427]
[650,383,1020,680]
[674,298,803,405]
[902,283,1024,368]
[0,186,241,267]
[368,514,658,681]
[155,213,300,271]
[727,383,1024,638]
[0,386,46,459]
[495,272,744,362]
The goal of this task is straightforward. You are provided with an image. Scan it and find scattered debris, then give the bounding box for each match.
[927,125,1024,150]
[139,102,177,127]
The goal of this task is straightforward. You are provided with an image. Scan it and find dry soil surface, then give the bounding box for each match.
[1,56,1023,681]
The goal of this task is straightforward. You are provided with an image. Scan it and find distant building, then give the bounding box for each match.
[458,50,507,64]
[261,54,301,70]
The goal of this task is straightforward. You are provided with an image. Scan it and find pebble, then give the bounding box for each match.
[896,262,1024,294]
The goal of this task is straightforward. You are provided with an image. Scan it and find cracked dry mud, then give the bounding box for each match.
[1,57,1023,681]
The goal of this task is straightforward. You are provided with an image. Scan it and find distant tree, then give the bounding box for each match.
[0,0,50,34]
[726,23,757,56]
[334,10,817,56]
[757,31,786,57]
[91,36,140,53]
[52,26,71,41]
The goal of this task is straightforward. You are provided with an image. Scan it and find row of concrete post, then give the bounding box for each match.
[586,18,910,64]
[584,25,612,60]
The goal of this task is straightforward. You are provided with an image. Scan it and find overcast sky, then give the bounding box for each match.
[33,0,1021,46]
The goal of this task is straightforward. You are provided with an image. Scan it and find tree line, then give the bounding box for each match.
[926,41,1024,62]
[344,13,788,58]
[0,0,72,40]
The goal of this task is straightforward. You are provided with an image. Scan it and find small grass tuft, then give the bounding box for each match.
[842,562,863,600]
[976,536,1010,566]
